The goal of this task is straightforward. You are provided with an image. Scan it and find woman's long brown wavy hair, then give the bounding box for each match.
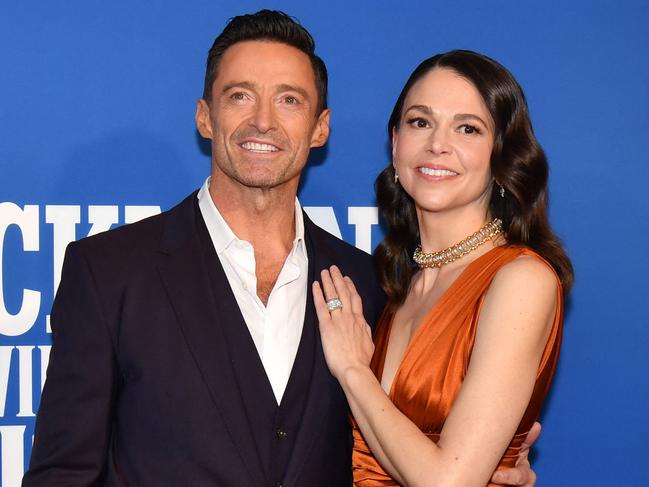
[374,50,573,305]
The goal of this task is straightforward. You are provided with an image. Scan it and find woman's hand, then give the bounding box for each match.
[312,265,374,382]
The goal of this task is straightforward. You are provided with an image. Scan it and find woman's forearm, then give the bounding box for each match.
[342,366,447,487]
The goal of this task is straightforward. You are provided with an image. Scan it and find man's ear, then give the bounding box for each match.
[195,99,213,139]
[310,108,331,148]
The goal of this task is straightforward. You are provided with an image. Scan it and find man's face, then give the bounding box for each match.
[196,40,330,192]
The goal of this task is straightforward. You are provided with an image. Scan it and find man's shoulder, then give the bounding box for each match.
[78,210,164,250]
[304,215,373,266]
[304,215,386,316]
[70,191,196,264]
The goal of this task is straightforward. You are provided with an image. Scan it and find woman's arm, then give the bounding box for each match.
[313,259,557,487]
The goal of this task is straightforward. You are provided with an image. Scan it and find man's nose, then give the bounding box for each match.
[249,99,276,133]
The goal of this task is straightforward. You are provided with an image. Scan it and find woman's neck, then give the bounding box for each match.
[416,205,493,253]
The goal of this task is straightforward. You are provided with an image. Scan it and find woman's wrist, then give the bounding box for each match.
[339,364,377,394]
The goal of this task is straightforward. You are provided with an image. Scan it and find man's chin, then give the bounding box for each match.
[234,174,296,192]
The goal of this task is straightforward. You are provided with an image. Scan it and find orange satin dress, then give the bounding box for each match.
[352,246,563,486]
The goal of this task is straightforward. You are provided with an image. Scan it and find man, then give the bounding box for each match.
[24,10,537,486]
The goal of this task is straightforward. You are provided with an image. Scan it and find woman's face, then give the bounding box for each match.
[392,68,495,217]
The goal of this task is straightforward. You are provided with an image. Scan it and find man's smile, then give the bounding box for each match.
[240,141,280,153]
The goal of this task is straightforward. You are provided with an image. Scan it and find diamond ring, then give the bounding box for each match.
[326,297,343,312]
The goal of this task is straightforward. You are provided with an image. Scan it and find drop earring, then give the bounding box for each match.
[497,182,505,198]
[394,169,399,184]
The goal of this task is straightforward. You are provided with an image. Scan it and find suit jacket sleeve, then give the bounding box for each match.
[23,242,116,486]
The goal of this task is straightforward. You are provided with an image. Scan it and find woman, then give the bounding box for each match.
[312,50,573,486]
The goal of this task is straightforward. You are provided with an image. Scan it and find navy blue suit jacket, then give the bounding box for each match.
[24,192,385,486]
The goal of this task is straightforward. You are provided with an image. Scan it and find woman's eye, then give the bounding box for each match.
[459,124,481,135]
[407,118,429,128]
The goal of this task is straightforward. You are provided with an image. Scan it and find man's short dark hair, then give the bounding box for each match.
[203,10,328,114]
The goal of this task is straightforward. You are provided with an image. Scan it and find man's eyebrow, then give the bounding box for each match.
[221,81,256,93]
[221,82,310,100]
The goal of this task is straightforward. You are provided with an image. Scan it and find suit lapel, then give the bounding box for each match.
[156,195,266,487]
[284,215,340,486]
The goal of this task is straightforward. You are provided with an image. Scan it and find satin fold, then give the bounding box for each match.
[352,246,563,486]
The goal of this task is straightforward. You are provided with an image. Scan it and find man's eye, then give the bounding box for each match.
[284,96,298,105]
[230,92,246,101]
[406,117,429,128]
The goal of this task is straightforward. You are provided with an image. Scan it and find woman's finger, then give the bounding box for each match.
[329,265,351,311]
[319,269,345,316]
[319,269,338,301]
[344,276,372,339]
[312,281,332,325]
[344,276,364,318]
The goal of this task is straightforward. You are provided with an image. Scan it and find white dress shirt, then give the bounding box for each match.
[197,178,308,404]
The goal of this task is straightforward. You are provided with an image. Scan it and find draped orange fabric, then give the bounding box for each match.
[352,246,564,486]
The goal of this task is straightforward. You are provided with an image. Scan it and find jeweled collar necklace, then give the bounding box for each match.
[413,218,503,269]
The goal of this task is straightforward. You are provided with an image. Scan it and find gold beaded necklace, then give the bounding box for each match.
[413,218,503,269]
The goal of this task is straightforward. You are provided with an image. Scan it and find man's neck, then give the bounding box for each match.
[209,177,301,305]
[209,176,298,257]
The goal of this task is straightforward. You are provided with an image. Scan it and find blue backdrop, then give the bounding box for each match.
[1,1,648,485]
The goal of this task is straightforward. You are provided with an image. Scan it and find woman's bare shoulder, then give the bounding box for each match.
[492,252,559,298]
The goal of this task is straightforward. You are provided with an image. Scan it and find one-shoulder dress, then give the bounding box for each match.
[352,245,564,486]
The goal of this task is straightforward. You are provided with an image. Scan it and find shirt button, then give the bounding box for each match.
[276,429,287,440]
[275,482,283,487]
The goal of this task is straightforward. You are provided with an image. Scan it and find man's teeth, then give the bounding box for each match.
[241,142,279,152]
[418,167,458,177]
